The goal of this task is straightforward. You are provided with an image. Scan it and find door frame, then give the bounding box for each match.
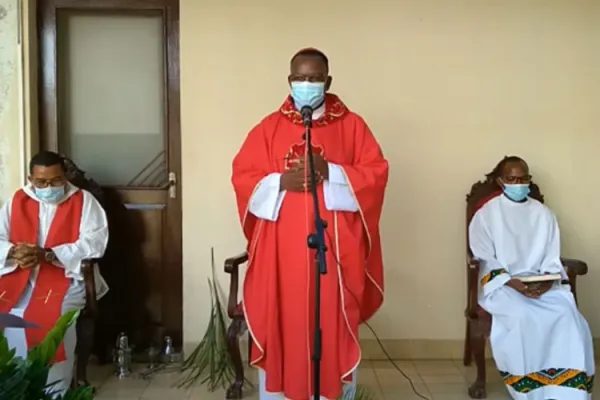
[37,0,183,343]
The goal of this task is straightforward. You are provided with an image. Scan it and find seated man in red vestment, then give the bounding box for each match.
[232,48,389,400]
[0,151,109,396]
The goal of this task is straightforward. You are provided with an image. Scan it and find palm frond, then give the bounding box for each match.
[339,384,378,400]
[176,248,238,391]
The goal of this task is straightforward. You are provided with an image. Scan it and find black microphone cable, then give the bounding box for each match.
[323,229,431,400]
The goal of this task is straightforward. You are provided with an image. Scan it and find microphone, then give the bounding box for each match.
[300,105,313,127]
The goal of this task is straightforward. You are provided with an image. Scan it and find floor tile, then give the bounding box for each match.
[141,371,193,399]
[372,361,427,400]
[95,377,150,399]
[485,394,511,400]
[484,381,509,396]
[413,360,462,375]
[190,387,248,400]
[373,360,423,392]
[425,383,468,395]
[454,359,502,382]
[379,385,432,400]
[412,360,467,385]
[419,375,468,384]
[95,396,141,400]
[87,360,514,399]
[87,363,113,387]
[373,360,420,378]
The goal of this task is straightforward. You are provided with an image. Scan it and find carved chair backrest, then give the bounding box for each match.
[62,156,105,206]
[465,174,544,257]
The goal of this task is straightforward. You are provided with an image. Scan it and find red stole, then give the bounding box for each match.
[0,189,83,362]
[232,94,388,399]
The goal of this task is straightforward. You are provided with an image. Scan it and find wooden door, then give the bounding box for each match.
[37,0,182,355]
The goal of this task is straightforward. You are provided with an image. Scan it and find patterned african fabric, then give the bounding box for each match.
[480,268,508,286]
[501,368,593,394]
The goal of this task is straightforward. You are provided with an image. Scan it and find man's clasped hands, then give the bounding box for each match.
[7,243,44,269]
[280,154,329,192]
[506,279,553,299]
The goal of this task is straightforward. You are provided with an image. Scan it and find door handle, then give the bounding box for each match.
[168,172,177,199]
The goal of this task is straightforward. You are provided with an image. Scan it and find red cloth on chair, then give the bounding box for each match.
[473,191,502,216]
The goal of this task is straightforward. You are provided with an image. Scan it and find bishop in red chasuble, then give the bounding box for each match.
[0,151,109,396]
[232,49,388,400]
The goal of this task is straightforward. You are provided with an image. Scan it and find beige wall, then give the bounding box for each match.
[180,0,600,350]
[0,0,25,201]
[3,0,599,355]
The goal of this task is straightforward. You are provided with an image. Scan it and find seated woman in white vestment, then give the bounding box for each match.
[468,156,594,400]
[0,151,109,396]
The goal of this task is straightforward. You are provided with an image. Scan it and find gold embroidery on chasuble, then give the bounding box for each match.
[284,142,325,170]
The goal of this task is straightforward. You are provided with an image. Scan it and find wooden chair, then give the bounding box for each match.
[63,157,103,389]
[463,173,588,399]
[223,252,250,400]
[74,260,98,388]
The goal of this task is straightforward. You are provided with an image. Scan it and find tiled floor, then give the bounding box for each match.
[90,359,514,400]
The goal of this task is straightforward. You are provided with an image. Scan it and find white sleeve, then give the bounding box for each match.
[51,191,109,278]
[541,213,568,280]
[0,196,17,277]
[248,173,286,222]
[469,210,511,298]
[324,163,359,212]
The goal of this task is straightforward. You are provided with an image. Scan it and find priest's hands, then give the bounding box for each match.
[533,281,553,297]
[296,155,329,181]
[506,278,552,299]
[506,279,529,295]
[9,244,43,269]
[281,170,311,192]
[281,155,327,192]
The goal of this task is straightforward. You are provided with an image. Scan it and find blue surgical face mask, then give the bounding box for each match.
[290,81,326,110]
[35,185,66,203]
[502,184,530,202]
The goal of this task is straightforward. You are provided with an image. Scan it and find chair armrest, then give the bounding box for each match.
[81,259,97,317]
[465,257,480,317]
[224,252,249,274]
[224,251,248,318]
[561,257,588,276]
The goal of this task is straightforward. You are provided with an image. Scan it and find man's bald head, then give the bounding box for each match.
[290,48,329,74]
[491,156,531,187]
[288,48,332,92]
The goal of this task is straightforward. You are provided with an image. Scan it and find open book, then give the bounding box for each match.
[514,273,562,283]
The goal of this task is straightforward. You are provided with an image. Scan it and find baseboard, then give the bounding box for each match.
[183,338,600,361]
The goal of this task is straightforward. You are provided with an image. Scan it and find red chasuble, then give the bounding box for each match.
[232,94,388,400]
[0,189,83,362]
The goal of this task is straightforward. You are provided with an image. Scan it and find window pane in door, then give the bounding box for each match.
[57,10,166,187]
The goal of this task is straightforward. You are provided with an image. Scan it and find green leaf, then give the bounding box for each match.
[0,331,16,368]
[54,384,94,400]
[28,309,79,365]
[0,309,92,400]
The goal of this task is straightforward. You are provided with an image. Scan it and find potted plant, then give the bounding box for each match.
[0,310,94,400]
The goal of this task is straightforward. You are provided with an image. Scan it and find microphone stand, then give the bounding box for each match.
[301,106,328,400]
